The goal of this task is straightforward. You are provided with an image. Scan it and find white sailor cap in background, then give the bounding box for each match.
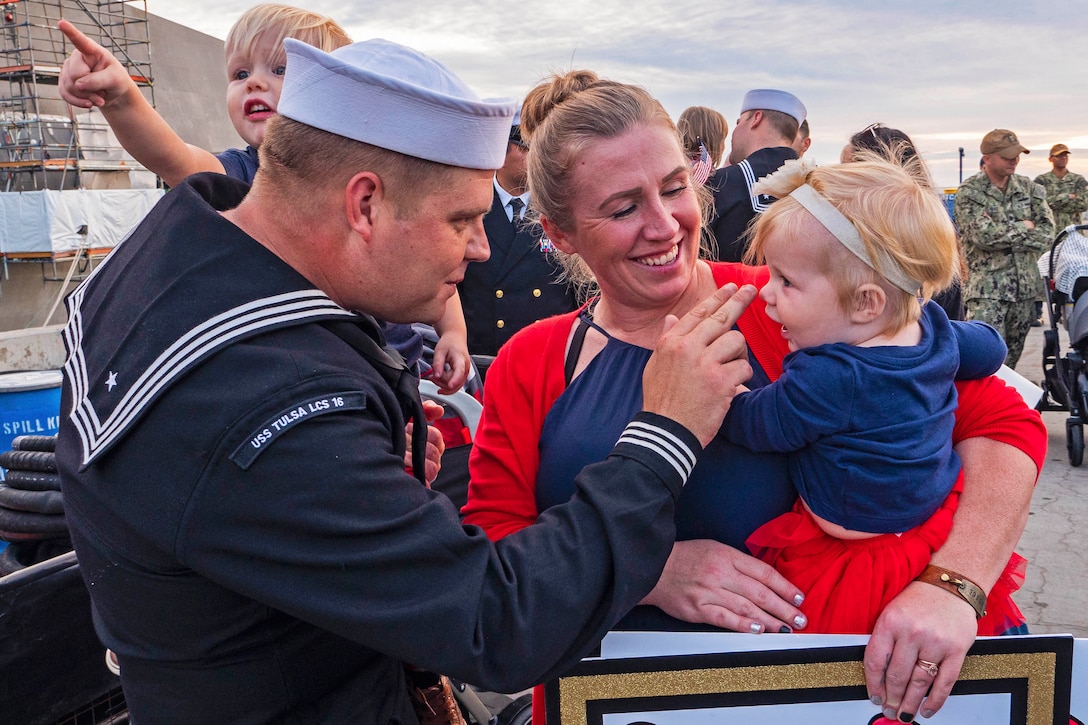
[740,89,806,126]
[278,38,519,170]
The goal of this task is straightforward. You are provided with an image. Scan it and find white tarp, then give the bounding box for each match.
[0,188,163,255]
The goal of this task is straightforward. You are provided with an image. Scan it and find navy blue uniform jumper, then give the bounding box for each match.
[708,146,798,262]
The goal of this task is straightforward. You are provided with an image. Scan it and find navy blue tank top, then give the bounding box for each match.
[535,314,795,630]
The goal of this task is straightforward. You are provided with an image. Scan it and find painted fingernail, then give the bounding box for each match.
[749,622,764,633]
[899,713,915,723]
[870,695,883,706]
[794,593,805,606]
[921,710,934,719]
[883,708,897,720]
[793,614,807,629]
[778,625,791,633]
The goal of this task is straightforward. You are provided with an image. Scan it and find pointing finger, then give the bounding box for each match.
[58,20,104,58]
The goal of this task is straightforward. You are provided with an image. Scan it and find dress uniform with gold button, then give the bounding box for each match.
[458,184,578,357]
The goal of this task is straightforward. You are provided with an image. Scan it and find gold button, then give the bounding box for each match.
[495,289,504,298]
[497,320,505,328]
[532,288,541,297]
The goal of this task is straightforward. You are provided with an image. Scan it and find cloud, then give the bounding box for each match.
[143,0,1088,187]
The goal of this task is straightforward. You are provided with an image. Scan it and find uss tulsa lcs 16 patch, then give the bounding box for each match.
[230,391,367,469]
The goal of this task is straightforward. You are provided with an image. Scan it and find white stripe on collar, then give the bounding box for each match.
[741,159,771,214]
[64,287,355,466]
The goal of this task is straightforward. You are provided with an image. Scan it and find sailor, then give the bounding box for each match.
[708,88,806,262]
[1034,143,1088,231]
[954,129,1054,367]
[55,38,755,723]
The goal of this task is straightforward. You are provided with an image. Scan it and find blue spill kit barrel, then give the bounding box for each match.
[0,370,63,478]
[0,370,62,554]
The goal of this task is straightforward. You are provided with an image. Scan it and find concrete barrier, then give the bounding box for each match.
[0,325,66,372]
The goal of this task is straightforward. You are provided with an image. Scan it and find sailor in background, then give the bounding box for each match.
[709,89,806,262]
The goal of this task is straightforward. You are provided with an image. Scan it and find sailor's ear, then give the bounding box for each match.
[345,172,382,240]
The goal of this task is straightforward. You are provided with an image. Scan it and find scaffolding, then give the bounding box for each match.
[0,1,162,299]
[0,0,155,192]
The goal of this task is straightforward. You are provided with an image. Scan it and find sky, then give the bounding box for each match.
[142,0,1086,189]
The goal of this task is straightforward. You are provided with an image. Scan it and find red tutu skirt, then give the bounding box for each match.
[531,479,1030,723]
[746,475,1027,635]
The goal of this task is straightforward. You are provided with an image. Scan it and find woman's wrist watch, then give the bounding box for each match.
[915,564,988,619]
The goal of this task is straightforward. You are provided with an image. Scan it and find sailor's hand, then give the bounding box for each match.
[404,400,446,484]
[642,283,756,446]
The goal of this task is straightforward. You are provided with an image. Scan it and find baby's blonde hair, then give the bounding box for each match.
[225,4,351,69]
[746,159,958,332]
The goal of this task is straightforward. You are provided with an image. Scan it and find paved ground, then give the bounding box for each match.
[1011,322,1088,638]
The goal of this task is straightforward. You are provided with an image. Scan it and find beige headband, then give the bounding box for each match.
[789,184,921,295]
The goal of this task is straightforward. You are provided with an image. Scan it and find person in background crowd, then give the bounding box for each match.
[1034,143,1088,231]
[841,123,966,320]
[792,118,811,158]
[458,111,577,361]
[678,105,729,172]
[709,89,805,262]
[954,129,1054,366]
[1034,143,1087,324]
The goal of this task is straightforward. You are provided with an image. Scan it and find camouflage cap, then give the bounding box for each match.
[1050,143,1071,157]
[980,129,1029,159]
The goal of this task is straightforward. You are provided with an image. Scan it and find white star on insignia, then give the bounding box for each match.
[106,371,118,392]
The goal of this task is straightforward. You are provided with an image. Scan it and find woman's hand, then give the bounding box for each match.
[641,539,808,634]
[864,582,976,721]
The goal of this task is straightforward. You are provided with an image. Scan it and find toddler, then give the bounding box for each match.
[722,159,1026,635]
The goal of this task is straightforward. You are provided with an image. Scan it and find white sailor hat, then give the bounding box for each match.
[278,38,519,170]
[740,89,806,126]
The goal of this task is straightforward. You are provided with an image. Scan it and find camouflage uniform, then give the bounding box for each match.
[1033,169,1088,231]
[954,171,1054,367]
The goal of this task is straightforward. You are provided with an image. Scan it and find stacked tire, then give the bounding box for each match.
[0,434,71,575]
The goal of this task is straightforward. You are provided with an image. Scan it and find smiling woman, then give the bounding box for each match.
[461,69,1048,724]
[540,124,704,323]
[519,71,716,318]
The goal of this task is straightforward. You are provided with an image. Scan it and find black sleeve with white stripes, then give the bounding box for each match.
[613,411,700,488]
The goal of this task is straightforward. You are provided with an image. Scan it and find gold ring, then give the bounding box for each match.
[916,659,940,676]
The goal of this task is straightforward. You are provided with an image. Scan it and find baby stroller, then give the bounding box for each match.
[1037,224,1088,466]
